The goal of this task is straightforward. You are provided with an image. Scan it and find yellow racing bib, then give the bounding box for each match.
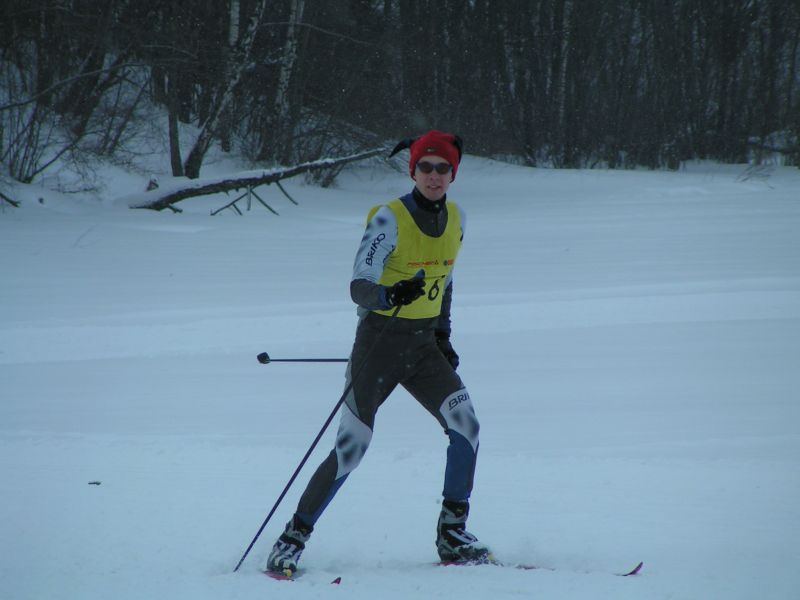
[372,198,462,319]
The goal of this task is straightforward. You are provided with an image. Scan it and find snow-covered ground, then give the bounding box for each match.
[1,156,799,600]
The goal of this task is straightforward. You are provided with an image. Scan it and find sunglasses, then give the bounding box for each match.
[416,161,453,175]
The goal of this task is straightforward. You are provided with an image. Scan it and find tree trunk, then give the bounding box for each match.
[183,0,268,179]
[168,102,183,177]
[555,0,572,166]
[266,0,306,165]
[219,0,241,153]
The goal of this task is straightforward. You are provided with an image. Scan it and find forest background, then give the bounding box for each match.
[1,0,799,193]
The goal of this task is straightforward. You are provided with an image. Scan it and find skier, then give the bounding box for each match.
[266,130,490,576]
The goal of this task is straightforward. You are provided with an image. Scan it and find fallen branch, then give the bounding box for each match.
[0,189,21,208]
[125,146,388,211]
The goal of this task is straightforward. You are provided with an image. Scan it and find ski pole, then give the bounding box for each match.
[233,304,404,572]
[256,352,347,364]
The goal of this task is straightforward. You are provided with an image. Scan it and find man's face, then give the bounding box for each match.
[413,155,452,201]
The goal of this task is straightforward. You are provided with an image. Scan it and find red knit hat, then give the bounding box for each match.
[409,130,462,181]
[390,131,463,181]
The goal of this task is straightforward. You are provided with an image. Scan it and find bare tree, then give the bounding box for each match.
[265,0,306,164]
[182,0,268,179]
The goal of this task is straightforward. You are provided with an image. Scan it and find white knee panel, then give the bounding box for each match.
[439,388,480,452]
[334,405,373,479]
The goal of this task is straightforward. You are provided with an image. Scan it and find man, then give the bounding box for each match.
[266,131,490,576]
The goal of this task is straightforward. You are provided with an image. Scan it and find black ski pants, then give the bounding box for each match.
[295,313,480,526]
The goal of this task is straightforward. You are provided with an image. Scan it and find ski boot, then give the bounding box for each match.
[266,515,313,577]
[436,500,493,564]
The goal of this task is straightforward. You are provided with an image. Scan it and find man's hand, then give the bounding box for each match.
[386,277,426,307]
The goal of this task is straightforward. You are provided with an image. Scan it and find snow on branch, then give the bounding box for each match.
[122,146,388,211]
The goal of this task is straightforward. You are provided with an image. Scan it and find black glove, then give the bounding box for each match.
[386,277,426,307]
[435,331,460,370]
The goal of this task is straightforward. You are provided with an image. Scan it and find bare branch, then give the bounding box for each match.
[0,63,147,112]
[260,21,376,47]
[0,190,21,208]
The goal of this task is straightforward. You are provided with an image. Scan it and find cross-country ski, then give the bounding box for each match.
[437,558,644,577]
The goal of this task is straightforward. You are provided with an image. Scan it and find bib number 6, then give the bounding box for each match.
[428,277,441,301]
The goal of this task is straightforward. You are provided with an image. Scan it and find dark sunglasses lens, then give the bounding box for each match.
[435,163,452,174]
[417,162,452,174]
